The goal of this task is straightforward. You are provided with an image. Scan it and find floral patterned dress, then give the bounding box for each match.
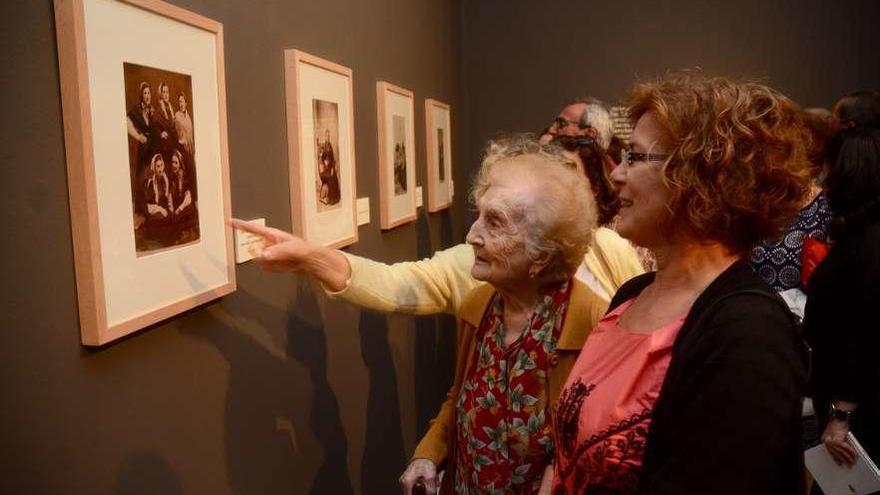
[453,281,571,495]
[552,299,685,494]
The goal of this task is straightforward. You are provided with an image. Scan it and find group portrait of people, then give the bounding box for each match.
[125,63,199,253]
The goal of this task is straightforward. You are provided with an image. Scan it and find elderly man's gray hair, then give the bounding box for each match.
[568,97,614,150]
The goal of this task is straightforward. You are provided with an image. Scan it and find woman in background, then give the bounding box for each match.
[805,122,880,469]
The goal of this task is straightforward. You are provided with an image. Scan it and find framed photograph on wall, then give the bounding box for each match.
[376,82,417,229]
[425,98,453,212]
[54,0,236,346]
[284,49,358,248]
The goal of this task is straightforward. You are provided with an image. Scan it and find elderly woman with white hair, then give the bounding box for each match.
[232,135,605,494]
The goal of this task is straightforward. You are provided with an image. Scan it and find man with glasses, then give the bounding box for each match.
[541,97,614,151]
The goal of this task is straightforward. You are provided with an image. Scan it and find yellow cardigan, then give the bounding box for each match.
[328,227,643,314]
[412,280,606,494]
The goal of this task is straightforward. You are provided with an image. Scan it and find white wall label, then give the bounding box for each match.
[356,197,371,226]
[234,218,266,264]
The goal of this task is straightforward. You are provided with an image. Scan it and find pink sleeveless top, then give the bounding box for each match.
[552,299,686,494]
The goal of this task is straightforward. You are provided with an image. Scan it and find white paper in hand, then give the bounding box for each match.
[806,433,880,495]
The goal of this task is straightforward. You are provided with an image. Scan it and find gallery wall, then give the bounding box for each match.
[457,0,880,208]
[0,0,462,493]
[3,0,880,494]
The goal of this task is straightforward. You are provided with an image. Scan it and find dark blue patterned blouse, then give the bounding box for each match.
[750,192,832,292]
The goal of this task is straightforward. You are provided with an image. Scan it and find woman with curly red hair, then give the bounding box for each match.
[551,72,811,495]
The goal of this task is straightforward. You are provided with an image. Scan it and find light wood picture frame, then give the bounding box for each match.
[284,49,358,248]
[54,0,236,346]
[376,82,417,230]
[425,98,453,212]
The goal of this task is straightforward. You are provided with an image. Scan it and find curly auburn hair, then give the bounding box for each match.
[626,71,812,254]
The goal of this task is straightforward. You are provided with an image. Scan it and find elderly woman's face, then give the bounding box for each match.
[465,168,537,289]
[141,86,151,105]
[609,111,671,247]
[161,84,170,102]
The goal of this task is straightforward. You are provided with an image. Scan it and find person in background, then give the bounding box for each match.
[552,72,810,494]
[750,108,835,315]
[805,102,880,473]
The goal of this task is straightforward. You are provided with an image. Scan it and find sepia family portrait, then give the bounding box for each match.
[392,114,408,196]
[313,98,342,212]
[124,62,200,255]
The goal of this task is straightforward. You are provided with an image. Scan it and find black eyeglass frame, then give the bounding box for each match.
[622,150,670,165]
[551,116,591,131]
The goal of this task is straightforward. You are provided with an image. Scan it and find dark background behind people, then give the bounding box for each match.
[2,0,879,493]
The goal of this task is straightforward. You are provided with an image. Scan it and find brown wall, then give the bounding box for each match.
[458,0,880,214]
[0,0,462,493]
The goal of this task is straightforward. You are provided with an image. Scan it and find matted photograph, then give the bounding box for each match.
[123,62,200,254]
[284,49,358,248]
[313,99,342,212]
[376,81,416,230]
[425,98,453,212]
[54,0,235,345]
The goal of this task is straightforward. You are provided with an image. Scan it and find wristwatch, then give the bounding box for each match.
[829,403,854,422]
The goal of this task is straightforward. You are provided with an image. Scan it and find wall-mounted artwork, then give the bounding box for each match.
[53,0,236,346]
[376,82,417,229]
[425,98,453,212]
[284,49,358,248]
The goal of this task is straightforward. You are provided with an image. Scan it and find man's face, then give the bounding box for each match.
[549,103,589,138]
[542,102,600,144]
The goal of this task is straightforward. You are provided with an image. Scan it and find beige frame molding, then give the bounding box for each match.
[54,0,236,346]
[425,98,452,212]
[283,49,359,248]
[376,81,417,230]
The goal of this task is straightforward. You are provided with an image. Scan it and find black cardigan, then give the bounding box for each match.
[606,261,805,495]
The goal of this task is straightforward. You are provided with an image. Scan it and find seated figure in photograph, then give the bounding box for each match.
[138,152,175,249]
[168,149,198,243]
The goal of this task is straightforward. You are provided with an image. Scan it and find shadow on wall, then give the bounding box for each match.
[359,309,407,494]
[414,211,459,440]
[113,451,182,495]
[185,281,354,495]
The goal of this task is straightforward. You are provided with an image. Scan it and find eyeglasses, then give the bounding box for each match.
[621,150,669,167]
[551,116,590,130]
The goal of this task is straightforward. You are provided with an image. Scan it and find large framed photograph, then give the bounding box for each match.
[284,49,358,248]
[376,82,417,229]
[54,0,236,345]
[425,98,453,212]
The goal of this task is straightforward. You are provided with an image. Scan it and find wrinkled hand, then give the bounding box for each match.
[822,419,857,467]
[399,459,437,495]
[229,218,314,273]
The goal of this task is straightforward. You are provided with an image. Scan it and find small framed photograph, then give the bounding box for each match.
[425,98,453,212]
[54,0,236,346]
[284,49,358,248]
[376,82,417,229]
